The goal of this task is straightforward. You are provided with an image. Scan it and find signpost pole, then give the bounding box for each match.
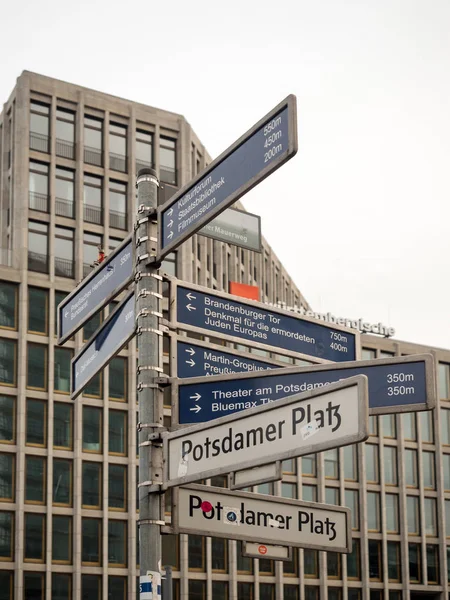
[136,168,164,589]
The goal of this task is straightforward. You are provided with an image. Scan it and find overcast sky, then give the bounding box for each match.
[2,0,449,349]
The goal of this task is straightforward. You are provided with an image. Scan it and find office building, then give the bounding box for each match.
[0,71,449,600]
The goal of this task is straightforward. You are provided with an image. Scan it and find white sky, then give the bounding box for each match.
[2,0,449,349]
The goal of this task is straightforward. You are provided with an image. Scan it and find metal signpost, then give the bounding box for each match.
[199,207,262,252]
[173,336,287,379]
[157,95,297,261]
[57,234,134,344]
[71,292,136,399]
[163,376,369,488]
[170,279,359,363]
[165,484,352,553]
[242,542,292,561]
[175,353,436,424]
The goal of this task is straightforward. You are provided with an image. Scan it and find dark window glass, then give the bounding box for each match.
[188,580,206,599]
[109,410,127,455]
[83,372,102,397]
[24,513,45,561]
[386,493,399,533]
[26,399,46,446]
[0,396,14,442]
[284,585,299,600]
[237,583,253,599]
[25,456,45,504]
[409,543,421,582]
[0,283,17,329]
[237,539,252,573]
[0,571,13,599]
[28,287,48,334]
[54,403,72,449]
[347,539,360,579]
[53,459,72,505]
[368,540,382,580]
[82,518,101,564]
[83,310,102,341]
[0,339,16,385]
[28,221,48,273]
[81,574,101,600]
[109,464,126,510]
[427,544,439,582]
[52,515,71,563]
[109,356,127,400]
[211,582,228,600]
[82,462,102,508]
[108,576,126,600]
[387,542,401,581]
[0,454,14,500]
[162,533,179,569]
[304,587,319,600]
[327,552,341,578]
[52,573,71,600]
[260,583,275,600]
[24,572,44,600]
[83,406,102,452]
[27,343,47,390]
[0,511,13,560]
[304,550,318,577]
[54,347,72,394]
[54,291,67,336]
[188,535,205,570]
[108,520,127,566]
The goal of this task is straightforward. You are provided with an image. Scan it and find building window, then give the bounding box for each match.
[211,582,228,600]
[52,515,72,564]
[24,513,45,561]
[136,128,153,172]
[108,520,127,566]
[82,518,101,565]
[82,462,102,508]
[420,410,434,443]
[368,540,382,581]
[327,552,341,578]
[367,492,380,531]
[160,137,177,185]
[0,340,16,387]
[83,174,103,225]
[25,456,46,504]
[403,412,417,440]
[0,396,15,443]
[53,459,72,506]
[382,414,396,437]
[109,180,127,229]
[188,580,206,599]
[302,484,317,502]
[260,584,275,600]
[54,291,67,335]
[82,406,102,452]
[24,573,45,599]
[369,415,378,436]
[27,343,47,390]
[52,573,71,600]
[26,399,46,446]
[161,252,177,277]
[405,449,418,487]
[282,458,297,475]
[82,575,101,599]
[422,451,435,489]
[409,543,421,582]
[56,108,75,159]
[383,446,398,485]
[304,588,319,600]
[237,539,252,573]
[426,544,439,583]
[387,541,401,581]
[385,493,399,533]
[345,489,359,530]
[84,116,103,166]
[328,589,342,600]
[83,231,102,277]
[29,161,49,212]
[0,282,17,330]
[28,287,48,334]
[365,444,379,483]
[55,167,75,218]
[324,448,339,478]
[343,445,357,480]
[109,464,127,511]
[0,511,13,560]
[28,221,49,273]
[108,576,127,600]
[0,453,14,502]
[304,549,318,577]
[54,347,72,394]
[282,482,297,499]
[0,572,13,598]
[109,410,127,455]
[439,363,450,399]
[441,408,450,444]
[325,487,339,505]
[109,122,127,172]
[347,539,360,579]
[109,357,127,401]
[188,535,205,571]
[407,496,420,535]
[424,497,437,536]
[54,226,75,278]
[54,403,73,449]
[84,372,102,398]
[30,101,50,153]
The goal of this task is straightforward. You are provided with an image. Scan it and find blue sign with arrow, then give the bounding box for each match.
[177,354,436,424]
[175,285,357,363]
[158,95,297,261]
[71,292,135,399]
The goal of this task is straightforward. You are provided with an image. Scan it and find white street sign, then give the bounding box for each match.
[167,485,352,553]
[163,376,369,488]
[242,542,291,561]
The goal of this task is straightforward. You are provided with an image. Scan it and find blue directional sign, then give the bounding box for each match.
[71,292,135,399]
[58,235,134,344]
[177,354,436,424]
[158,95,297,260]
[175,285,357,363]
[177,340,279,378]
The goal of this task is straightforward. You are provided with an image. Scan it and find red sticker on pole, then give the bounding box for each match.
[201,501,213,513]
[258,545,268,555]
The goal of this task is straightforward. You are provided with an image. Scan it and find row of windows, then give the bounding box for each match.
[29,101,177,184]
[0,401,126,453]
[29,162,128,228]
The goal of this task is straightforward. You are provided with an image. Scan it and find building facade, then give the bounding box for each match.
[0,71,449,600]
